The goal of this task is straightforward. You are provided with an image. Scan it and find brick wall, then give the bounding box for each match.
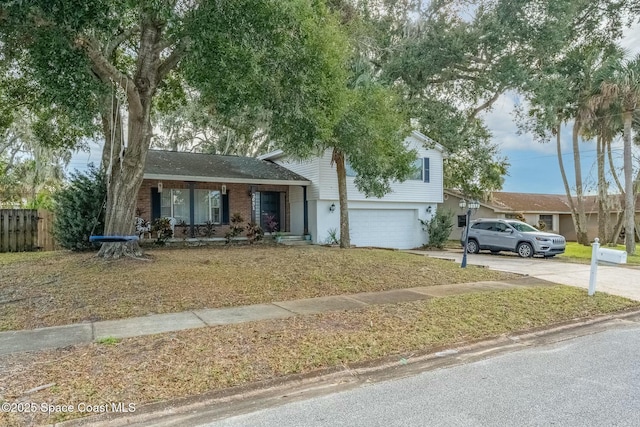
[137,179,292,237]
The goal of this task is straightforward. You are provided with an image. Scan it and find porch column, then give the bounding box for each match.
[303,186,308,235]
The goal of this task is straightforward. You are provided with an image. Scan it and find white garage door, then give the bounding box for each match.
[348,209,420,249]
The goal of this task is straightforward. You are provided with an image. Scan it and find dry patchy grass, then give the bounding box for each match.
[0,246,516,330]
[0,286,637,426]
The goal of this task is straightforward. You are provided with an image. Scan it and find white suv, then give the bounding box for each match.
[462,219,566,258]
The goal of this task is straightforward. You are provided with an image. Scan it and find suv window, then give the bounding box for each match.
[471,222,496,231]
[506,221,537,232]
[495,222,509,232]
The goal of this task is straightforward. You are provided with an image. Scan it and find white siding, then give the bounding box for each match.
[317,134,444,204]
[273,158,320,200]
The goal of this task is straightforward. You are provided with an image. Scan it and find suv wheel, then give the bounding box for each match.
[517,242,533,258]
[466,239,480,254]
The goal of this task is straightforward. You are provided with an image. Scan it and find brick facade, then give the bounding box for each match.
[136,179,292,238]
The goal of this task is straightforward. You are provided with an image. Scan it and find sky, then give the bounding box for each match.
[483,21,640,195]
[68,21,640,196]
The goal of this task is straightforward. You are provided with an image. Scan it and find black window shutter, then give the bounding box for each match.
[222,192,229,224]
[151,188,161,220]
[423,158,430,183]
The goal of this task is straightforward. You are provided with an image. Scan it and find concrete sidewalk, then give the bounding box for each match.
[0,277,553,356]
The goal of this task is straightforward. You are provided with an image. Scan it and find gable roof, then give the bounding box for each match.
[143,150,311,185]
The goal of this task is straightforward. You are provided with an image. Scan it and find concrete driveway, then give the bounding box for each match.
[421,250,640,302]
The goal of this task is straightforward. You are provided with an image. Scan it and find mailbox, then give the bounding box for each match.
[597,247,627,264]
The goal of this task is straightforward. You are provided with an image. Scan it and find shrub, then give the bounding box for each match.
[246,222,264,244]
[151,217,174,245]
[52,166,106,251]
[420,208,453,249]
[225,213,245,243]
[263,214,279,233]
[199,220,216,238]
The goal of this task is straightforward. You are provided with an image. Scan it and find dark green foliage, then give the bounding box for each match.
[52,166,105,251]
[198,221,216,238]
[151,218,174,245]
[225,213,245,244]
[246,222,264,244]
[420,208,454,249]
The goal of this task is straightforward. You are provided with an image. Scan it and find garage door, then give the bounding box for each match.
[348,209,420,249]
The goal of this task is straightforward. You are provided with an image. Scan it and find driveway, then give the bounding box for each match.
[421,250,640,302]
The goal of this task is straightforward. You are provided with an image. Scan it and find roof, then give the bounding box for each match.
[445,189,640,214]
[489,192,571,213]
[144,150,311,185]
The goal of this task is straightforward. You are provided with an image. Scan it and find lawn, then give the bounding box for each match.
[2,245,640,426]
[559,242,640,265]
[1,285,637,426]
[0,245,517,331]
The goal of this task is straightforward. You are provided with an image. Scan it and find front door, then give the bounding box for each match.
[260,192,281,231]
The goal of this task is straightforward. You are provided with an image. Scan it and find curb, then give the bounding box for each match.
[55,308,640,427]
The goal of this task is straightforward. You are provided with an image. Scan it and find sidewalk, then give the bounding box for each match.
[0,276,554,355]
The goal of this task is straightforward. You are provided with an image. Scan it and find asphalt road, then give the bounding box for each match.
[200,321,640,427]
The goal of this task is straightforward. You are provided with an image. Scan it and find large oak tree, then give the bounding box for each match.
[1,0,349,258]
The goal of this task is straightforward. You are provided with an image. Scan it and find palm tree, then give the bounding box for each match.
[591,54,640,255]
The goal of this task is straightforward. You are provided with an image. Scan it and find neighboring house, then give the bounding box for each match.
[260,131,445,249]
[442,189,637,242]
[136,150,311,238]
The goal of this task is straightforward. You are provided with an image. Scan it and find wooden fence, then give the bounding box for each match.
[0,209,56,252]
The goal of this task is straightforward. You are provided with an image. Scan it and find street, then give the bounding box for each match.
[200,320,640,427]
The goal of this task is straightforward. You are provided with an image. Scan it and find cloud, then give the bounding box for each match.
[620,21,640,56]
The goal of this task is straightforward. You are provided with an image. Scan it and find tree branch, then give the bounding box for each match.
[157,39,190,81]
[76,35,139,109]
[468,85,505,120]
[104,26,140,59]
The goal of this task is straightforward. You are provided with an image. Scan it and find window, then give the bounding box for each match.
[539,214,553,230]
[409,158,430,182]
[472,221,496,231]
[457,215,466,227]
[161,189,190,224]
[194,190,221,224]
[345,161,357,177]
[160,189,221,225]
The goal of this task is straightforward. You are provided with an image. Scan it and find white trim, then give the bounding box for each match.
[144,173,310,186]
[410,130,446,153]
[257,149,284,161]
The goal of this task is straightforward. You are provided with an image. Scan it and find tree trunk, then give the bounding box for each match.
[332,148,350,248]
[596,134,608,242]
[623,110,635,255]
[572,120,589,245]
[556,122,581,244]
[97,23,163,259]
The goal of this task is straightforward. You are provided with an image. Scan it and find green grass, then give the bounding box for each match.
[559,242,640,265]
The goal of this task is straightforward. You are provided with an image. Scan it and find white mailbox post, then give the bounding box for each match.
[589,238,627,296]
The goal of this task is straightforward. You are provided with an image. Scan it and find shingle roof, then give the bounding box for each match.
[446,189,639,214]
[144,150,311,184]
[489,192,572,213]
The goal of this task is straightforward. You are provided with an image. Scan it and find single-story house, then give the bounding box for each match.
[136,150,311,238]
[442,189,639,242]
[259,131,445,249]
